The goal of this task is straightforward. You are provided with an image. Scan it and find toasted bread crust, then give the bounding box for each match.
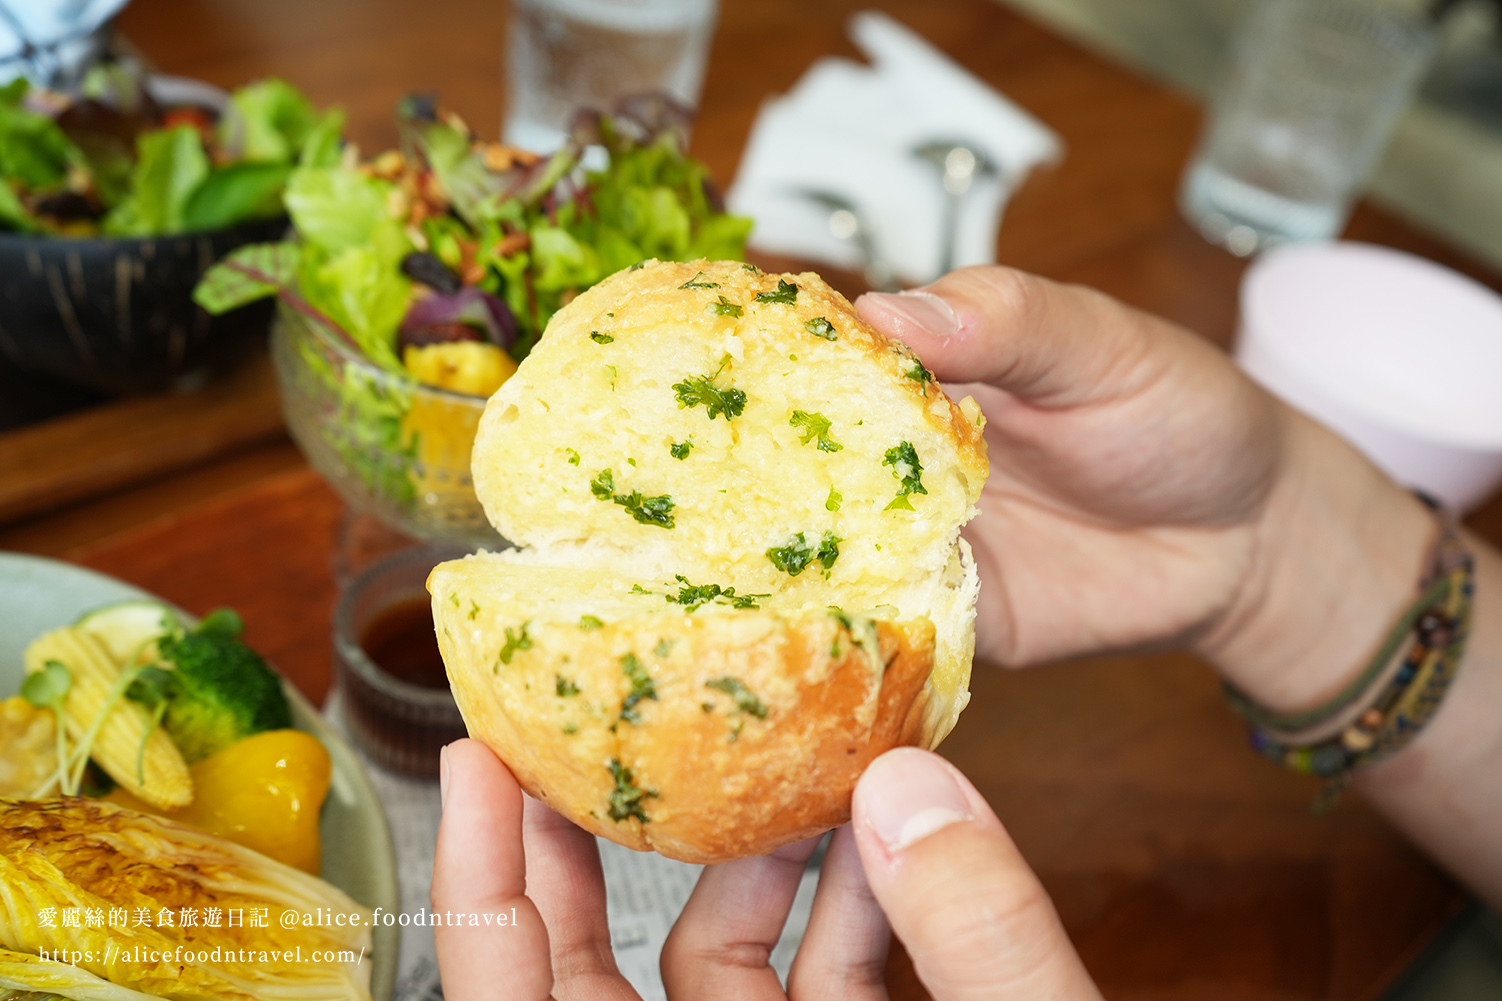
[434,582,934,862]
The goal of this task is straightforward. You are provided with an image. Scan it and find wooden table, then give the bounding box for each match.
[5,1,1502,998]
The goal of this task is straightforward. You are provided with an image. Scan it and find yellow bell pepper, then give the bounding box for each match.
[106,728,330,874]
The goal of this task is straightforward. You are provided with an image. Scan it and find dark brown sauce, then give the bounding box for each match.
[360,595,449,690]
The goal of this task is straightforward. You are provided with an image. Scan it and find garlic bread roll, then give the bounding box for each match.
[432,259,988,862]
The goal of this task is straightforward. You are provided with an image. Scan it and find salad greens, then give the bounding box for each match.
[0,71,339,236]
[193,97,750,535]
[195,96,753,375]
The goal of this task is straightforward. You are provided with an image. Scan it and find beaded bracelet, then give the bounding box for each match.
[1223,494,1475,812]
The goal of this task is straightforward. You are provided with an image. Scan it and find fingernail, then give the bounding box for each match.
[861,748,972,853]
[439,744,451,810]
[862,289,959,337]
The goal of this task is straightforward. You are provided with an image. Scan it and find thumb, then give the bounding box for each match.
[854,265,1169,408]
[851,748,1103,1001]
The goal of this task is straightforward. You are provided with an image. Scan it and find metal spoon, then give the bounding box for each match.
[913,140,1000,279]
[790,188,899,292]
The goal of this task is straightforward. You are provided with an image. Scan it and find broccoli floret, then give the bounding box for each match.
[149,609,291,764]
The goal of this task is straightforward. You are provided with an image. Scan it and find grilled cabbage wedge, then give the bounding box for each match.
[0,798,371,1001]
[1,947,160,1000]
[432,259,988,862]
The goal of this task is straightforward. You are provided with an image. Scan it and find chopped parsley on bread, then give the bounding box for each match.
[429,259,988,863]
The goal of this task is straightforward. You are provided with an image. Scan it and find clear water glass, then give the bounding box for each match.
[1180,0,1436,256]
[504,0,718,152]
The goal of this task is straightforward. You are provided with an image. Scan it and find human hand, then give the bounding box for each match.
[857,267,1281,668]
[862,269,1502,919]
[850,746,1103,1001]
[856,268,1432,708]
[432,739,1104,1000]
[432,737,890,1000]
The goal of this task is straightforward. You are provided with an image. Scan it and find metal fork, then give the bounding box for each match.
[912,140,1001,280]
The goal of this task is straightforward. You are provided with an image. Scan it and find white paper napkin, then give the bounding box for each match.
[727,10,1063,285]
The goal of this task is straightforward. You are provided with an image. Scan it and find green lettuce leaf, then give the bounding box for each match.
[410,119,495,226]
[489,248,534,346]
[225,78,323,163]
[182,161,290,231]
[79,62,151,114]
[530,224,602,292]
[283,164,393,252]
[299,108,346,168]
[591,225,643,276]
[583,130,749,267]
[0,179,37,232]
[193,241,300,313]
[287,316,418,511]
[639,185,692,258]
[70,133,135,209]
[102,125,210,236]
[297,231,412,371]
[689,212,755,261]
[0,79,82,192]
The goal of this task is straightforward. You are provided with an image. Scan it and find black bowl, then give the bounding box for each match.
[0,216,287,395]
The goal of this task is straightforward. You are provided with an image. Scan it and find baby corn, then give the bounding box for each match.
[23,627,191,809]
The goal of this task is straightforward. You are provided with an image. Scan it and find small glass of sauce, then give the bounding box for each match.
[333,545,470,778]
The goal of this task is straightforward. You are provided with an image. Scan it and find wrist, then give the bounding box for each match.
[1195,404,1435,712]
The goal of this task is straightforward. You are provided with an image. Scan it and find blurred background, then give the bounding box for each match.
[2,1,1501,999]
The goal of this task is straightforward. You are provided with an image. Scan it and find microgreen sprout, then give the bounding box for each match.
[62,659,150,795]
[124,665,178,785]
[23,659,72,797]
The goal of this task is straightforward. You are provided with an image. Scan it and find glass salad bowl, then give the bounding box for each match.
[271,304,506,549]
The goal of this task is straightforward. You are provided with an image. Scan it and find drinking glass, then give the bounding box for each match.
[504,0,718,152]
[1180,0,1436,256]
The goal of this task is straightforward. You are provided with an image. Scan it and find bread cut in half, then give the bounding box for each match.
[429,259,988,863]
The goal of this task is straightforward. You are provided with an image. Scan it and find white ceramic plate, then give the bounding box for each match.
[0,552,398,1001]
